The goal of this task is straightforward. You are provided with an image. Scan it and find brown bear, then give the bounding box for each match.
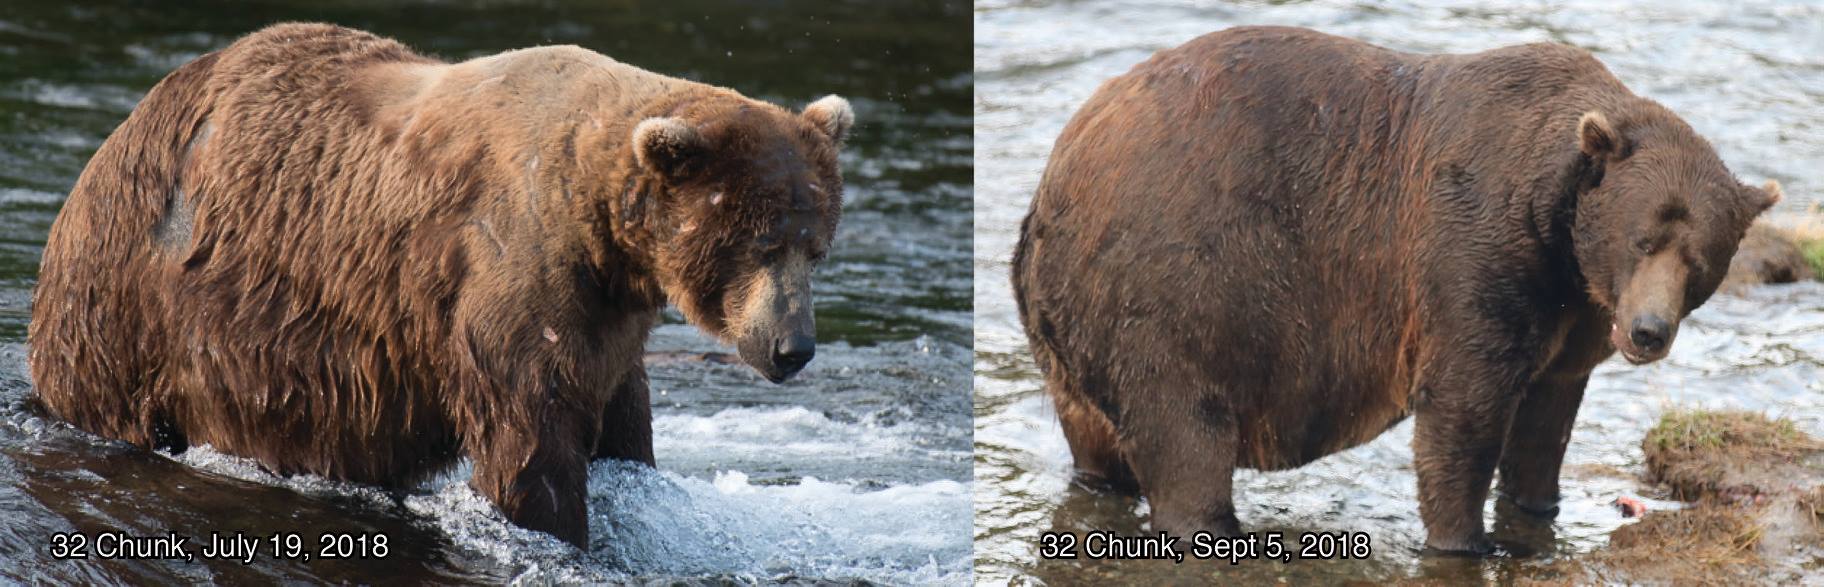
[28,23,853,548]
[1013,26,1778,554]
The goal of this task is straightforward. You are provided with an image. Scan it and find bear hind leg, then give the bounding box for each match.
[1052,387,1137,494]
[145,406,188,454]
[1117,381,1241,538]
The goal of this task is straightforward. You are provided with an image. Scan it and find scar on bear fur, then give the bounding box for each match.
[1014,26,1777,554]
[29,23,854,548]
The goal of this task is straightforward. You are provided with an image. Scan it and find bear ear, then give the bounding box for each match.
[1760,180,1783,210]
[802,95,854,144]
[632,117,705,177]
[1577,111,1626,159]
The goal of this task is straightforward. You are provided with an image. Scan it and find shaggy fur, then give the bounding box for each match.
[1013,26,1775,553]
[30,23,851,547]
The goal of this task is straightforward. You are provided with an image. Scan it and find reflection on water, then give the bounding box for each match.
[974,0,1824,583]
[0,0,972,583]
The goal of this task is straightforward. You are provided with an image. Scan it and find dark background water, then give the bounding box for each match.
[974,0,1824,583]
[0,0,973,583]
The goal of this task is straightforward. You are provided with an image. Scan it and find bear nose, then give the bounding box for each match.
[772,333,816,379]
[1629,315,1670,354]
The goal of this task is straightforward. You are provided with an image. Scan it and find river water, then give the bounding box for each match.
[0,0,972,583]
[974,0,1824,583]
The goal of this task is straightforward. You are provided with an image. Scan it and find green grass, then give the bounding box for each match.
[1801,238,1824,278]
[1643,409,1819,502]
[1648,408,1816,459]
[1646,410,1809,456]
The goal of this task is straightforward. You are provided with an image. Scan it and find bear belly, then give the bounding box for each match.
[155,343,466,487]
[1239,383,1412,471]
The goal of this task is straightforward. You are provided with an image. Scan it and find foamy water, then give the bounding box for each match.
[1,329,974,584]
[164,445,972,584]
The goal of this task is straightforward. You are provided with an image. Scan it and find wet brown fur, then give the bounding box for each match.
[29,23,846,547]
[1013,27,1774,552]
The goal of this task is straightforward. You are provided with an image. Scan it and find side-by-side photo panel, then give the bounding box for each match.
[975,1,1823,584]
[0,1,971,583]
[7,0,1824,584]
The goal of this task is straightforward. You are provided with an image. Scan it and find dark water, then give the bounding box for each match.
[0,0,972,583]
[974,0,1824,584]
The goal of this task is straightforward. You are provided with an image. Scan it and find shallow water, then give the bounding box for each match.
[0,0,971,583]
[974,0,1824,583]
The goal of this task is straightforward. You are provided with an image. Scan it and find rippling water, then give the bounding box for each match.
[974,0,1824,583]
[0,0,972,583]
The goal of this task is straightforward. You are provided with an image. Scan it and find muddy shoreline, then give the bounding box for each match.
[1516,410,1823,584]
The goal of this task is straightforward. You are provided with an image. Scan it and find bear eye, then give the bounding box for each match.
[1633,238,1654,254]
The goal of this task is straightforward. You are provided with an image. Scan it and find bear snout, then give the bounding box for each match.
[1629,315,1671,354]
[773,332,816,379]
[736,329,816,384]
[1611,250,1689,365]
[728,252,818,384]
[1611,314,1677,364]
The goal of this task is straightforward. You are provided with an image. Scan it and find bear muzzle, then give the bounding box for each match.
[737,330,816,383]
[1611,249,1687,365]
[773,332,816,378]
[1610,315,1677,365]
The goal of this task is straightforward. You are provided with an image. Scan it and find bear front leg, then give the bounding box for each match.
[468,391,598,548]
[1411,367,1527,555]
[593,366,654,465]
[1498,311,1608,518]
[1118,380,1241,538]
[1496,373,1588,517]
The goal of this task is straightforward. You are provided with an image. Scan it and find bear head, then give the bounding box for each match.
[1571,107,1779,364]
[628,95,852,382]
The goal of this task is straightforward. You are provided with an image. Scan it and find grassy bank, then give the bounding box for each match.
[1522,410,1822,585]
[1803,238,1824,277]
